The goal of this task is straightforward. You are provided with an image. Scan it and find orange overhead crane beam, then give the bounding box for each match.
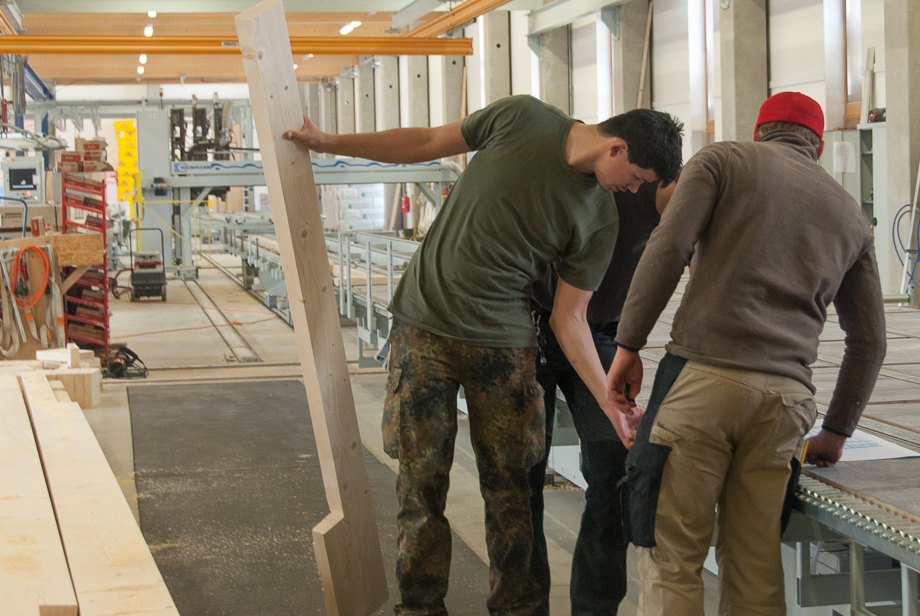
[402,0,516,38]
[0,35,472,56]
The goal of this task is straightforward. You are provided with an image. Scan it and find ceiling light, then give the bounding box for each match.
[339,21,361,35]
[148,10,157,18]
[293,64,298,69]
[137,66,145,74]
[139,54,147,64]
[144,25,153,37]
[301,53,314,60]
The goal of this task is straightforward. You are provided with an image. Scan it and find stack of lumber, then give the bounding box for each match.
[0,360,179,616]
[0,343,103,409]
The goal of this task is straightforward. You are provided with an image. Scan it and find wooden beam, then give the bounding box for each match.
[0,374,78,616]
[22,12,399,38]
[60,264,91,296]
[0,35,472,56]
[235,3,388,615]
[403,0,515,38]
[19,372,179,616]
[28,53,351,84]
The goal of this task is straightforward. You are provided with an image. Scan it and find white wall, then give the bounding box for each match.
[510,10,539,98]
[860,0,886,108]
[428,56,445,127]
[769,0,826,108]
[651,0,693,165]
[571,15,613,124]
[465,21,484,115]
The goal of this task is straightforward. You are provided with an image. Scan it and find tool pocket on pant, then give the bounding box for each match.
[622,439,672,547]
[381,367,403,459]
[770,392,817,460]
[523,379,546,468]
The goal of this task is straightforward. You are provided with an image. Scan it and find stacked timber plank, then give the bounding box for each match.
[0,356,180,616]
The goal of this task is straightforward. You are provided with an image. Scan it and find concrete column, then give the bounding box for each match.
[337,72,356,135]
[303,83,321,125]
[375,56,400,130]
[355,56,376,133]
[884,0,920,298]
[540,25,570,112]
[614,0,651,114]
[441,54,464,124]
[482,11,511,104]
[824,0,847,130]
[688,0,707,153]
[375,55,401,231]
[320,82,337,135]
[406,55,429,128]
[719,0,768,141]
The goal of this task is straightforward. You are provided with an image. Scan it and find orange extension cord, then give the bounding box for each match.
[9,245,49,310]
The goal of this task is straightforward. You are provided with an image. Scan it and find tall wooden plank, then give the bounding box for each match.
[0,375,78,616]
[234,3,388,615]
[19,372,179,616]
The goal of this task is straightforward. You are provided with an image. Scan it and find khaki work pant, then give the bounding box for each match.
[637,361,816,616]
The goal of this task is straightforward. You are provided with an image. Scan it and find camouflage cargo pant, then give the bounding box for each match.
[382,319,546,616]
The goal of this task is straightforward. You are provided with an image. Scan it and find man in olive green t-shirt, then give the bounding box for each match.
[285,95,682,616]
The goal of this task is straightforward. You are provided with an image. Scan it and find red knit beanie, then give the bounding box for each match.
[754,92,825,140]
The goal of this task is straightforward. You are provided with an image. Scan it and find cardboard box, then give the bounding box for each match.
[75,138,107,152]
[82,150,107,162]
[59,162,82,173]
[55,150,83,163]
[81,161,108,172]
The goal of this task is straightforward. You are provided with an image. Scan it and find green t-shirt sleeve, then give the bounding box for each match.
[557,212,619,292]
[461,96,527,151]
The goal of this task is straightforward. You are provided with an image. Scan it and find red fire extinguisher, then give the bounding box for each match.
[401,195,411,214]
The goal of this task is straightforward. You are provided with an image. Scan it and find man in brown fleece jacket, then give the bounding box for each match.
[606,92,887,615]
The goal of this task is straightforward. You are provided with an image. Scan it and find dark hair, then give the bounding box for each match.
[756,121,822,149]
[659,165,682,189]
[598,109,683,184]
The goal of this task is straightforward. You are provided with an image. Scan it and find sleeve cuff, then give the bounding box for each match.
[821,425,851,438]
[616,341,641,353]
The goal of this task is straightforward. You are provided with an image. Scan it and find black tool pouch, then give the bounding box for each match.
[622,441,672,547]
[617,352,687,548]
[780,456,802,535]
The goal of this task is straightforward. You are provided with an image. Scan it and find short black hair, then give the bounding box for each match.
[598,109,683,184]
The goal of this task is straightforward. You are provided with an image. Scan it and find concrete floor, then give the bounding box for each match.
[84,252,721,615]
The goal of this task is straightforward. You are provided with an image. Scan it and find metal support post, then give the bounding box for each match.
[904,564,920,616]
[346,237,354,318]
[338,232,346,314]
[850,541,879,616]
[365,240,374,330]
[387,240,394,301]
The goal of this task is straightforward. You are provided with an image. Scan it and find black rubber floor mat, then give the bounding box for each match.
[129,379,489,615]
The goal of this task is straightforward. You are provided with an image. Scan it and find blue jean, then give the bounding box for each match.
[528,318,629,616]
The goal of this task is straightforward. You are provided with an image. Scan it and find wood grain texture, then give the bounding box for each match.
[235,3,387,616]
[19,372,179,616]
[0,374,78,616]
[0,234,104,267]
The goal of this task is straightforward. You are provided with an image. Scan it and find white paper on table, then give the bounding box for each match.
[806,425,920,462]
[833,141,857,174]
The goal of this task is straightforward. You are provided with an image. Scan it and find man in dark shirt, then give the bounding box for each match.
[529,176,677,616]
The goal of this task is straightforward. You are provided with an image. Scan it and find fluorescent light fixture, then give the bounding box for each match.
[148,10,157,18]
[139,53,147,64]
[144,24,153,37]
[137,66,145,74]
[301,53,314,60]
[340,20,361,35]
